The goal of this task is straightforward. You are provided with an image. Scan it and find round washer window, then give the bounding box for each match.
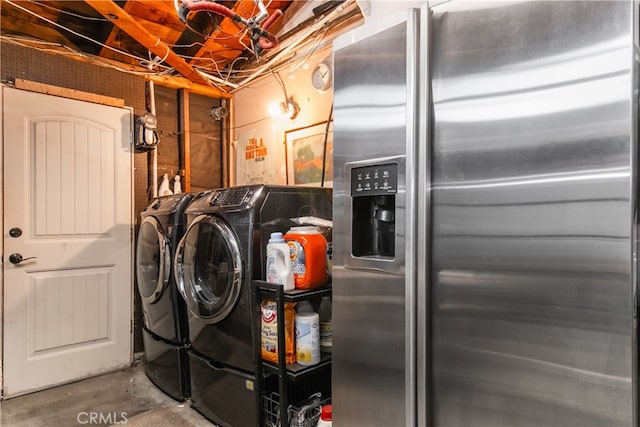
[136,217,170,304]
[175,215,243,323]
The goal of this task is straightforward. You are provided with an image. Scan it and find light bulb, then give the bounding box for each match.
[267,102,282,117]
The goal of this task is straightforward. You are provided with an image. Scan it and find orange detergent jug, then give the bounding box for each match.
[284,226,328,289]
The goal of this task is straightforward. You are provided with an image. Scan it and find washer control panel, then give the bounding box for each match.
[209,188,253,207]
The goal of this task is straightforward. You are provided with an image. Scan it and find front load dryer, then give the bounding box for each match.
[174,185,332,426]
[136,193,194,401]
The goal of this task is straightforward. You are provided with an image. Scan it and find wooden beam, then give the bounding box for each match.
[98,1,184,60]
[148,73,231,98]
[14,79,125,108]
[177,89,191,192]
[84,0,212,86]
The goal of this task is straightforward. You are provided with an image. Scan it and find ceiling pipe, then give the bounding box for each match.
[195,69,240,89]
[179,0,283,52]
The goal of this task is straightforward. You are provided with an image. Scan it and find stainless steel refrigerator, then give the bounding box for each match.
[332,2,638,426]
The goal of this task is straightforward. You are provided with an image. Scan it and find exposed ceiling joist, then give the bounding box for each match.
[83,0,222,94]
[1,0,365,93]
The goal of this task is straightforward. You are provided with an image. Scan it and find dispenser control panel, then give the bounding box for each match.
[351,163,398,196]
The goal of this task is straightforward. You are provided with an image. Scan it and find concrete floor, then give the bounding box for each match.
[0,365,214,426]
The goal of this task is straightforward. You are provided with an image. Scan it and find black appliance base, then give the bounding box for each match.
[188,350,256,427]
[142,327,190,401]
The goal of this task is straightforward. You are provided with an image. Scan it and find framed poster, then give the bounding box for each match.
[285,121,333,187]
[235,125,286,185]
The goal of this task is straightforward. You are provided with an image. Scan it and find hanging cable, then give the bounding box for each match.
[4,0,169,67]
[269,67,289,102]
[321,103,333,187]
[32,1,109,21]
[0,35,172,77]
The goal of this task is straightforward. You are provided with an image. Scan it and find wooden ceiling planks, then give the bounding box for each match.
[84,0,214,88]
[97,1,184,66]
[1,1,83,50]
[187,0,291,68]
[119,1,185,46]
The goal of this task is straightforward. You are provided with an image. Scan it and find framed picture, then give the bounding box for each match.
[285,121,333,187]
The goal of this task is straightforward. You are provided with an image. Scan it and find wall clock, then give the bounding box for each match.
[311,61,333,92]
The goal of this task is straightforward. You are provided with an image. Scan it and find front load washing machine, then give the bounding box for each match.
[136,193,194,401]
[174,185,332,426]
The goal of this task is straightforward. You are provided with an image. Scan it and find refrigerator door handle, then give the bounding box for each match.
[416,6,433,427]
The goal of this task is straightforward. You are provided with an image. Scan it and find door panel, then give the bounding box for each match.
[3,87,133,397]
[29,267,111,354]
[33,120,116,236]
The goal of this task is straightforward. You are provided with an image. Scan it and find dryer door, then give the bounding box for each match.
[136,216,171,304]
[175,214,243,324]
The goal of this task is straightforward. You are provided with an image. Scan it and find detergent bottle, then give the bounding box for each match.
[265,232,294,291]
[284,226,328,290]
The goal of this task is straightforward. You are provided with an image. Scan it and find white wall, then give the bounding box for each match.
[232,46,334,186]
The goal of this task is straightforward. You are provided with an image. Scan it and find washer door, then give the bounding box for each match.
[175,214,243,324]
[136,216,171,304]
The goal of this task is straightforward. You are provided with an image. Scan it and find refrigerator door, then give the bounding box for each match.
[333,9,421,427]
[430,1,636,426]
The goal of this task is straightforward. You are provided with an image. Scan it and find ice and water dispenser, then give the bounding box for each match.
[350,163,397,258]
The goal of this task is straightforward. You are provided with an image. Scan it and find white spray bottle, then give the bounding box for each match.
[173,174,182,194]
[158,173,173,196]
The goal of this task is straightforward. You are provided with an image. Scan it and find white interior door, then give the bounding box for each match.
[2,87,133,397]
